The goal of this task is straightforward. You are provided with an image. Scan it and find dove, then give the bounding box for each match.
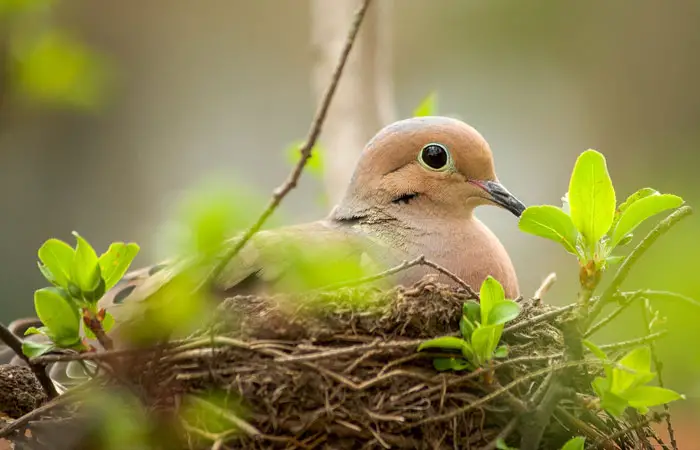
[1,116,525,367]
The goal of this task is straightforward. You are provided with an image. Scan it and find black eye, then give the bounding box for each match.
[419,143,449,170]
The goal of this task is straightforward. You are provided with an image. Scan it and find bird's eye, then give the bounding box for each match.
[419,143,450,171]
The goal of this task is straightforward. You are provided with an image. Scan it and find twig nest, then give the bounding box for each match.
[0,365,48,419]
[170,278,571,449]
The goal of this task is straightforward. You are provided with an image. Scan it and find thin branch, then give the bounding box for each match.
[598,331,667,353]
[503,303,576,335]
[478,418,518,450]
[0,322,57,400]
[0,392,75,438]
[533,272,557,304]
[631,289,700,310]
[641,298,678,450]
[203,0,374,288]
[585,292,642,338]
[318,255,479,298]
[588,206,693,325]
[593,412,669,449]
[405,359,603,428]
[420,257,479,298]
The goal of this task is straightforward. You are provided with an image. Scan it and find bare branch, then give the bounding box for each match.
[0,322,57,400]
[204,0,374,288]
[588,206,693,325]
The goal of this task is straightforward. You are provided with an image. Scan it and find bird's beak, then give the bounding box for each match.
[470,180,526,217]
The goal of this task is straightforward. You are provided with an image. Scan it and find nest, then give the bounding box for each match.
[1,277,655,449]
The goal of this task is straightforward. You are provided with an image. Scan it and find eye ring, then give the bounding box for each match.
[418,143,452,171]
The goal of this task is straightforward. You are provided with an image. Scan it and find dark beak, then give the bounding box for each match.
[471,180,526,217]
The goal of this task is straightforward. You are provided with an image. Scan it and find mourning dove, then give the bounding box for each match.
[1,116,525,365]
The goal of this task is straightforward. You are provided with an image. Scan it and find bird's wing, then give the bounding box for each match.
[98,220,395,324]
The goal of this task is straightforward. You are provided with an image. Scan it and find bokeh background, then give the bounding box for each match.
[1,0,699,444]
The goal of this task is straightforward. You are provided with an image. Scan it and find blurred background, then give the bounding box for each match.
[1,0,699,444]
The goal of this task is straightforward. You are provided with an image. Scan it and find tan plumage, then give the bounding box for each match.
[2,116,525,368]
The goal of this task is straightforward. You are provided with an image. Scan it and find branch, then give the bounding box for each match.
[318,255,479,298]
[641,298,678,450]
[503,303,576,336]
[0,391,75,438]
[203,0,374,288]
[585,291,643,337]
[0,322,57,400]
[631,289,700,310]
[593,412,669,449]
[533,272,557,304]
[588,206,693,325]
[597,331,667,353]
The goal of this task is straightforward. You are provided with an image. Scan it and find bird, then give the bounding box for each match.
[1,116,525,365]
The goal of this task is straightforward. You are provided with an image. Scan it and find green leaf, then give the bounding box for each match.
[37,238,75,287]
[22,341,55,358]
[71,232,101,294]
[433,357,471,371]
[609,193,683,248]
[601,395,630,417]
[460,316,476,339]
[518,205,580,255]
[24,326,49,336]
[583,339,608,361]
[561,436,586,450]
[568,149,616,250]
[463,300,481,323]
[605,255,625,266]
[487,300,521,326]
[493,345,508,359]
[99,242,140,290]
[285,141,324,177]
[614,187,658,227]
[413,91,437,117]
[37,262,56,285]
[479,276,505,325]
[418,336,469,353]
[592,376,610,399]
[626,386,684,412]
[472,325,499,364]
[34,287,81,347]
[102,311,115,333]
[612,347,653,394]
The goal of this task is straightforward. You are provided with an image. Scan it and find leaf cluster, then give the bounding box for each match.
[418,276,521,371]
[23,232,139,357]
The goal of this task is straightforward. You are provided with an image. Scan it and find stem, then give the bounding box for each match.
[641,298,678,450]
[202,0,374,290]
[0,322,58,400]
[82,309,113,351]
[588,206,693,326]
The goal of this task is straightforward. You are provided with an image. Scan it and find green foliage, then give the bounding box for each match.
[418,276,521,371]
[180,391,252,439]
[413,92,437,117]
[568,149,616,252]
[519,149,684,273]
[24,233,140,357]
[10,29,110,110]
[585,342,684,417]
[518,205,578,255]
[99,242,141,290]
[33,287,81,347]
[560,436,585,450]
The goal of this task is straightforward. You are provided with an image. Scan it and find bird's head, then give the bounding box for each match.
[335,116,526,220]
